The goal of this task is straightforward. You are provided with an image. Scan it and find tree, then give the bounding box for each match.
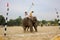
[7,19,15,26]
[42,20,47,24]
[0,15,5,25]
[54,19,59,26]
[7,16,22,26]
[15,16,22,26]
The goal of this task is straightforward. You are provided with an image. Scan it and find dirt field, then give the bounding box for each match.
[0,26,60,40]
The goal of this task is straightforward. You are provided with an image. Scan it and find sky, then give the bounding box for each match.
[0,0,60,21]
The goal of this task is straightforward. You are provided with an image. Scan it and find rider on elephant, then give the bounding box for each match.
[25,11,34,20]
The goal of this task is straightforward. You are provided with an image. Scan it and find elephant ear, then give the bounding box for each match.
[23,17,30,24]
[32,16,37,24]
[33,17,37,21]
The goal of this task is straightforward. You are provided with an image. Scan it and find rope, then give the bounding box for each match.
[27,0,34,13]
[4,2,9,36]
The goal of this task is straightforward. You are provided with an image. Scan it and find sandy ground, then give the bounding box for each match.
[0,26,60,40]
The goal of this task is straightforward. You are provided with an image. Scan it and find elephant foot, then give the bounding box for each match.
[30,29,33,32]
[35,30,38,32]
[30,31,33,33]
[30,27,33,32]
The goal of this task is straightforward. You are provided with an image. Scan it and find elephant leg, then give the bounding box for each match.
[34,25,37,32]
[27,28,28,31]
[30,26,33,32]
[34,23,38,32]
[27,27,29,31]
[27,27,28,31]
[34,26,37,32]
[24,27,26,32]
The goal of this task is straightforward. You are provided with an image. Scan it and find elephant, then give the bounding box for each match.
[22,16,38,32]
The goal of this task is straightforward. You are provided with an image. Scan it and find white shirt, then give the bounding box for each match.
[25,15,29,18]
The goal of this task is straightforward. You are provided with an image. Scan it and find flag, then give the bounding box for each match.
[56,12,58,14]
[7,2,9,7]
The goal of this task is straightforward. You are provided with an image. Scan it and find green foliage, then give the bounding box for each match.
[0,15,59,26]
[38,19,59,26]
[42,20,47,24]
[7,19,15,26]
[0,15,5,25]
[7,16,22,26]
[15,16,22,26]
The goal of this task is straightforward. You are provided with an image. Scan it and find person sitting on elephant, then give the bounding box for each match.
[29,11,34,20]
[24,11,34,20]
[25,11,28,18]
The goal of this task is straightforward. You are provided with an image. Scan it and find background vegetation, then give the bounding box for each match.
[0,15,60,26]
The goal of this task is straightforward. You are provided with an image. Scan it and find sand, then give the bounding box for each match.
[0,26,60,40]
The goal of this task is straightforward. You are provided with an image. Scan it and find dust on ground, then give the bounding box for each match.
[0,26,60,40]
